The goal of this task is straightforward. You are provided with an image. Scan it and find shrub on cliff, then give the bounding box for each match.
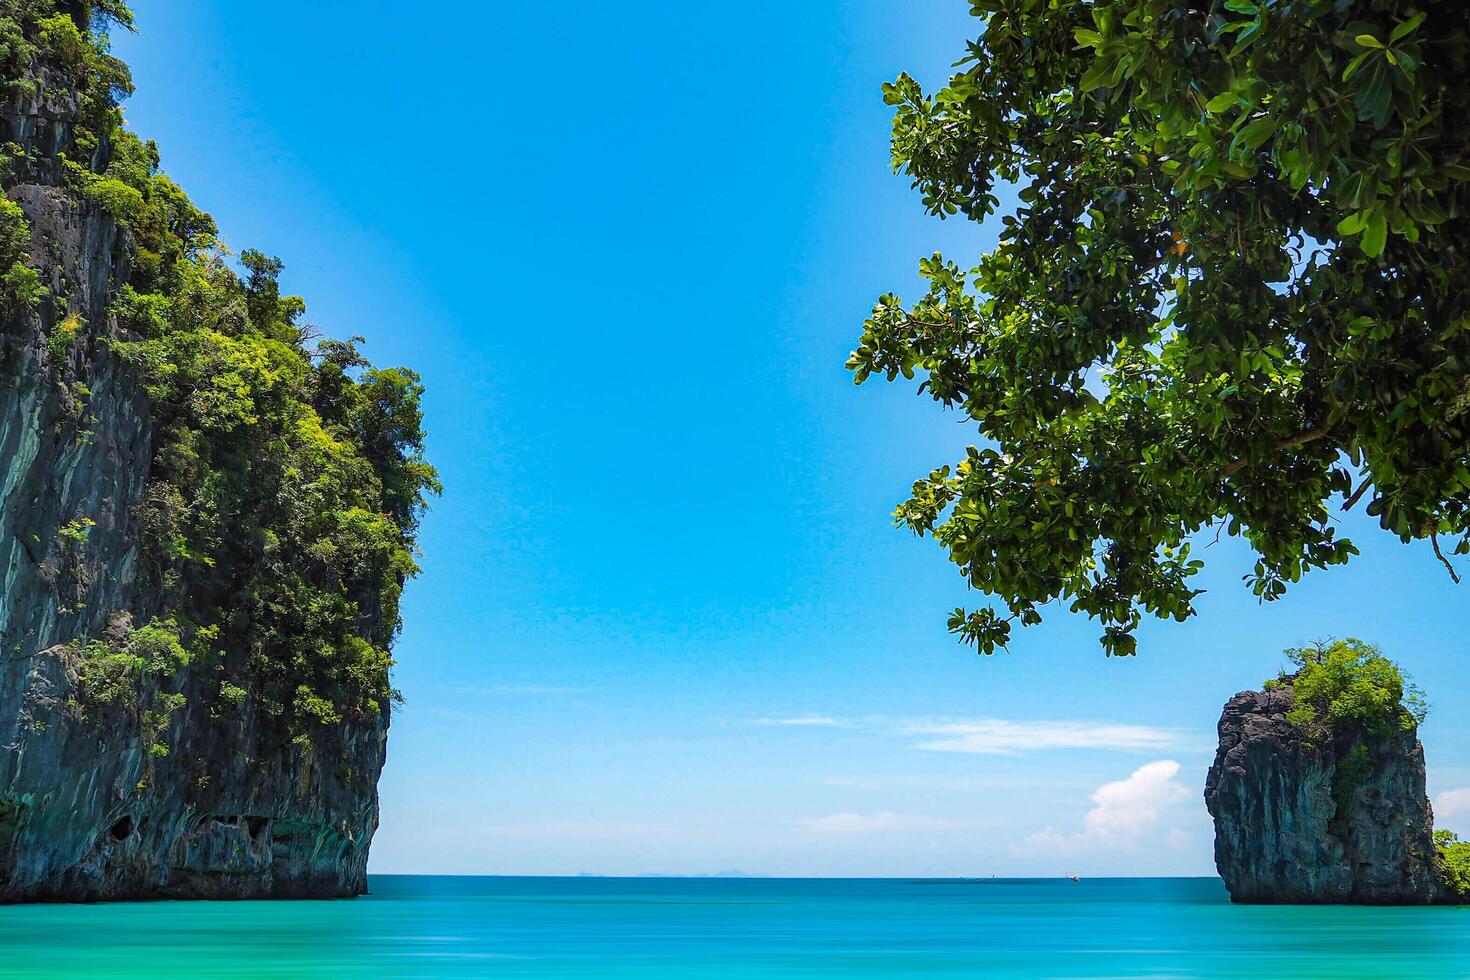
[1434,831,1470,900]
[0,198,42,308]
[1269,639,1427,744]
[852,0,1470,655]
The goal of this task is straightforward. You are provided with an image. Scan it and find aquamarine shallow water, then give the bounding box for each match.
[1,875,1467,978]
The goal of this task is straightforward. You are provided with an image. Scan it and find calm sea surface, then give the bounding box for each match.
[1,875,1468,978]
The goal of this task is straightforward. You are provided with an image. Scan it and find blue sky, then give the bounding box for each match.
[114,1,1470,877]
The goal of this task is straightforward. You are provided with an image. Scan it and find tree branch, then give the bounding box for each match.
[1341,478,1371,512]
[1431,531,1461,585]
[1222,424,1336,478]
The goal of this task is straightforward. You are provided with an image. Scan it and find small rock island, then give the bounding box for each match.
[1206,639,1466,905]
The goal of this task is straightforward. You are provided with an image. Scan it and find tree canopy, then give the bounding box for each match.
[850,0,1470,655]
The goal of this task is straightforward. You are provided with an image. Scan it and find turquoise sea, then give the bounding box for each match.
[2,875,1468,978]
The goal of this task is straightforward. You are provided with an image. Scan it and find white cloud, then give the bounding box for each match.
[1016,760,1192,855]
[480,684,581,695]
[1437,788,1470,827]
[797,811,977,836]
[754,716,849,727]
[906,719,1180,756]
[478,819,717,843]
[750,715,1184,755]
[820,773,1087,793]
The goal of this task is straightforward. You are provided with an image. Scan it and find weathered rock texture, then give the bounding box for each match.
[1205,683,1446,904]
[0,51,385,902]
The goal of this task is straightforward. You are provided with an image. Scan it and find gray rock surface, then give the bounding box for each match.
[0,46,386,903]
[1204,682,1446,904]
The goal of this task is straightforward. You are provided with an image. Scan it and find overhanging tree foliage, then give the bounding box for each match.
[849,0,1470,655]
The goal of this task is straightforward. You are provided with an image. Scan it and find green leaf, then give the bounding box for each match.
[1362,208,1388,257]
[1342,51,1370,82]
[1079,53,1123,92]
[1204,92,1238,113]
[1337,211,1367,236]
[1238,115,1277,150]
[1354,34,1384,49]
[1073,28,1102,48]
[1390,13,1426,43]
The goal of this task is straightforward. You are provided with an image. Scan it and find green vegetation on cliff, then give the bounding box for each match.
[1267,639,1424,814]
[853,0,1470,655]
[1268,638,1426,743]
[1433,830,1470,900]
[1,1,438,743]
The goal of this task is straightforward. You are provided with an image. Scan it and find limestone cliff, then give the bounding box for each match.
[0,4,432,900]
[1205,681,1447,904]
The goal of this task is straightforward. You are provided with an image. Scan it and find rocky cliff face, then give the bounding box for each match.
[1205,682,1446,904]
[0,16,398,902]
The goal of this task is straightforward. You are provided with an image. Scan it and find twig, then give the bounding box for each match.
[1341,478,1371,512]
[1222,423,1335,478]
[1431,530,1461,584]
